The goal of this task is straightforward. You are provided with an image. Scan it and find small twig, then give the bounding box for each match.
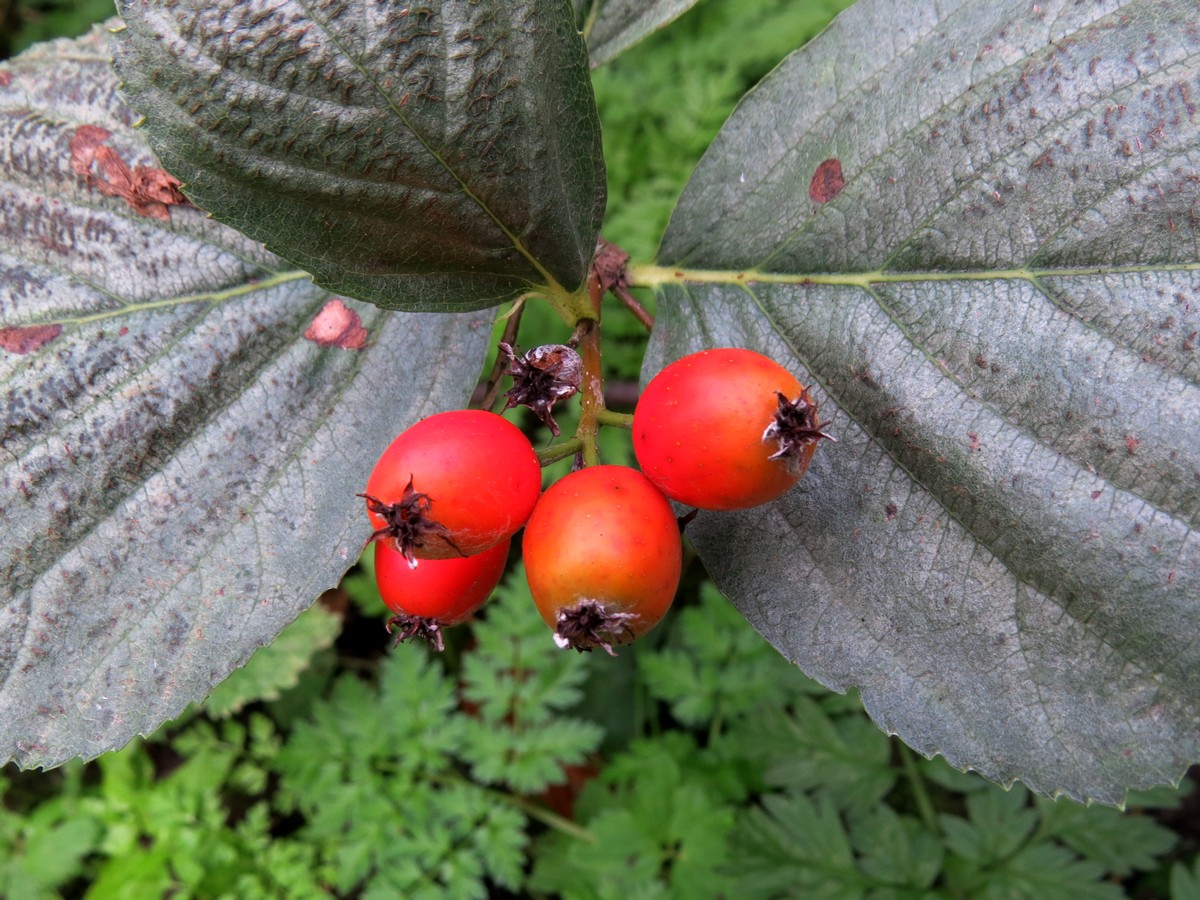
[611,283,654,331]
[566,320,590,349]
[594,239,654,332]
[477,302,526,411]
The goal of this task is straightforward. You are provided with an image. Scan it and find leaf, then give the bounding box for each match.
[640,581,816,727]
[756,698,897,813]
[581,0,701,67]
[273,650,524,899]
[110,0,605,313]
[533,737,736,900]
[848,806,943,891]
[975,842,1123,900]
[649,0,1200,802]
[0,29,490,768]
[1173,856,1200,900]
[939,786,1038,866]
[1035,794,1178,876]
[731,792,865,900]
[459,565,602,794]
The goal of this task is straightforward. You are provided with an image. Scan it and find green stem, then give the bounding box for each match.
[504,791,597,843]
[544,283,597,327]
[565,270,606,467]
[436,773,596,843]
[898,743,941,835]
[68,269,310,325]
[595,409,633,429]
[626,260,1200,291]
[537,438,583,467]
[575,318,602,467]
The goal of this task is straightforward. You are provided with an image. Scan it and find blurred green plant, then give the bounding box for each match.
[1,568,1192,899]
[0,0,114,58]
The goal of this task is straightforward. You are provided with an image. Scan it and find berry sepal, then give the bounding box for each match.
[498,341,582,436]
[762,388,835,473]
[553,599,640,656]
[359,477,461,567]
[385,614,448,652]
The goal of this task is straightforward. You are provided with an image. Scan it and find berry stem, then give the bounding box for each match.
[536,438,583,467]
[572,274,605,467]
[595,409,633,429]
[576,321,603,468]
[478,301,526,411]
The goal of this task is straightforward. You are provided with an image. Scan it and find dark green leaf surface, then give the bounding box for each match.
[581,0,701,67]
[0,29,490,767]
[651,0,1200,802]
[111,0,605,312]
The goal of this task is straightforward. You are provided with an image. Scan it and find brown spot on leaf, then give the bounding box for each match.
[809,158,845,203]
[0,70,12,87]
[305,299,368,350]
[0,324,62,354]
[69,125,112,177]
[69,125,189,220]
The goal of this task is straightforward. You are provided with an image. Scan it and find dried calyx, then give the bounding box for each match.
[385,614,446,652]
[762,388,835,471]
[499,342,583,436]
[553,599,638,656]
[359,476,460,566]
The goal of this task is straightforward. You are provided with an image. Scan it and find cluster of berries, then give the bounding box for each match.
[360,347,830,654]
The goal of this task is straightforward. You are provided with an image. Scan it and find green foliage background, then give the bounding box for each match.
[1,0,1197,897]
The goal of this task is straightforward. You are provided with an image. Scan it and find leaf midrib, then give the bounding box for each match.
[630,260,1200,289]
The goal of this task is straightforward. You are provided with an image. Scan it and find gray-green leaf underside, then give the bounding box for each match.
[579,0,701,67]
[0,28,489,768]
[652,0,1200,803]
[111,0,605,312]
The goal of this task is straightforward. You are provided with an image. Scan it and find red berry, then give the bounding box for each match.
[523,465,682,654]
[362,410,541,562]
[633,348,829,511]
[374,538,509,650]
